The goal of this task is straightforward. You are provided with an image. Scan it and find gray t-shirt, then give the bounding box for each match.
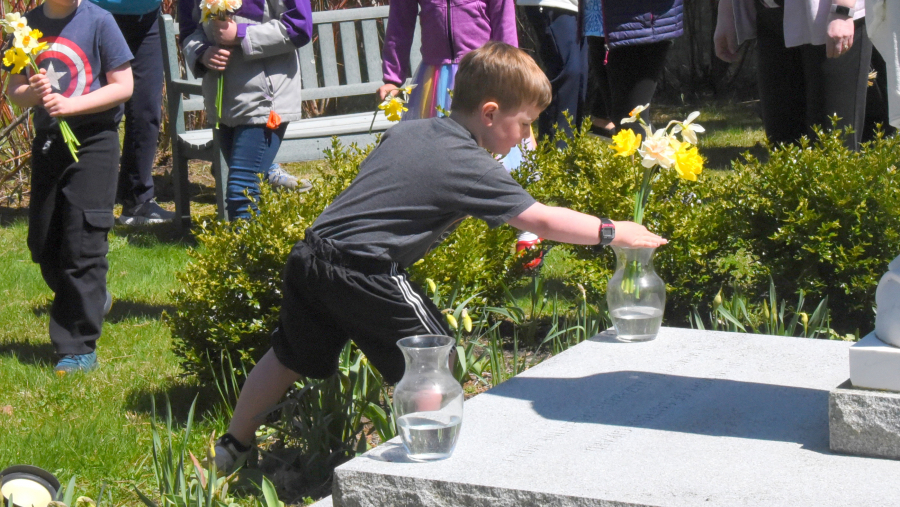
[312,117,536,268]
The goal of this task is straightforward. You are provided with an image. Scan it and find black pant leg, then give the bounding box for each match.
[116,9,163,207]
[800,18,873,150]
[587,36,612,122]
[524,6,587,143]
[605,41,672,134]
[755,6,808,146]
[31,127,120,356]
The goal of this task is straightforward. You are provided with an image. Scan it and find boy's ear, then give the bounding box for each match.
[480,101,500,127]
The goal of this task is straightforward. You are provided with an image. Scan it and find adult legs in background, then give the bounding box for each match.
[589,38,672,136]
[862,48,897,141]
[219,123,287,220]
[755,5,808,145]
[523,6,587,145]
[115,9,174,224]
[801,19,872,150]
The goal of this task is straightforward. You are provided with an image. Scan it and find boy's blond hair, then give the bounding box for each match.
[452,41,551,115]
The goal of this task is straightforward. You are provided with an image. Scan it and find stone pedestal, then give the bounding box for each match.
[829,380,900,460]
[333,328,900,507]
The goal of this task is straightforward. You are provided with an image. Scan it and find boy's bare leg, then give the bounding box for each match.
[227,348,301,445]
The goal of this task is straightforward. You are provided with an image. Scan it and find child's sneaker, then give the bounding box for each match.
[213,433,256,474]
[55,351,98,376]
[117,198,175,225]
[267,165,313,192]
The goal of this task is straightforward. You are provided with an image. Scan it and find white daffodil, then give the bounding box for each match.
[3,12,27,34]
[621,103,649,124]
[638,128,676,169]
[671,110,705,145]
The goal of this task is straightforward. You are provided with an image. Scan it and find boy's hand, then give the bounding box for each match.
[28,69,53,98]
[211,18,240,46]
[42,93,76,117]
[609,221,668,248]
[201,46,232,71]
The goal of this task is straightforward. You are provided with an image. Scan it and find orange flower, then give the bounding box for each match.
[266,110,281,130]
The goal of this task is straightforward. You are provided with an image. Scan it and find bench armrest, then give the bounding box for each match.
[168,78,203,96]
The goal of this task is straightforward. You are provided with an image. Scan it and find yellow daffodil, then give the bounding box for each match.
[461,308,472,333]
[671,110,705,145]
[3,47,29,74]
[400,83,417,95]
[621,103,648,124]
[445,313,458,330]
[610,128,641,157]
[673,141,703,181]
[638,128,675,169]
[15,28,47,55]
[379,97,407,122]
[426,278,436,294]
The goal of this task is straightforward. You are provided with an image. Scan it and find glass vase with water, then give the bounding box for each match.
[607,246,666,341]
[393,334,464,461]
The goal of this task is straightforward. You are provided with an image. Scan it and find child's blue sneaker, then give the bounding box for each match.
[55,352,98,376]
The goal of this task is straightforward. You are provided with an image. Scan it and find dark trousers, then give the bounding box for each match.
[588,38,671,134]
[115,8,163,207]
[28,125,120,355]
[755,6,872,150]
[523,6,587,144]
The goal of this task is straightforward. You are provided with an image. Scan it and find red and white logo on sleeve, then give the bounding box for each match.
[34,36,93,98]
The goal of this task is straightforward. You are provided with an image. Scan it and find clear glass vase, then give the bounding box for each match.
[607,246,666,342]
[393,334,464,461]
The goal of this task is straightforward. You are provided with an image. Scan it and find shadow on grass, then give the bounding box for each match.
[0,206,29,226]
[32,299,175,323]
[0,340,56,366]
[114,222,198,248]
[125,382,225,425]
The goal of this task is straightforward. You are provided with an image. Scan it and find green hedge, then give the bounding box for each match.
[168,125,900,377]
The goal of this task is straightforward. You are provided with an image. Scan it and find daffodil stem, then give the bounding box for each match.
[368,109,377,134]
[29,56,80,161]
[215,73,223,129]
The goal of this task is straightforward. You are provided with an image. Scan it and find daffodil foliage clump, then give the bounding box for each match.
[517,119,900,334]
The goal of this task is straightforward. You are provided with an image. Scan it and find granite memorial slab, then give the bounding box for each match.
[829,379,900,460]
[333,327,900,507]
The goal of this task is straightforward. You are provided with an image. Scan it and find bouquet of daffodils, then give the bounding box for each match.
[370,84,416,132]
[2,13,81,161]
[609,105,705,294]
[201,0,242,128]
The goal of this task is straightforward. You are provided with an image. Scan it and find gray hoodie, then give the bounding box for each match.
[180,0,311,127]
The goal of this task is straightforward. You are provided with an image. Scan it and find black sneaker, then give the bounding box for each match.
[117,199,175,225]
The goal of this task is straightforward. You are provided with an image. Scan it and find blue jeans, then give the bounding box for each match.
[219,123,287,220]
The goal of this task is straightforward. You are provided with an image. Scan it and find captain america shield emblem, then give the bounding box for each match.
[34,36,93,98]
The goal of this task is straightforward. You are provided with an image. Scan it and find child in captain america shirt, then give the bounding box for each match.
[4,0,133,374]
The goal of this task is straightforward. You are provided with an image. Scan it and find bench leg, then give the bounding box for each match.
[213,128,229,221]
[171,145,192,232]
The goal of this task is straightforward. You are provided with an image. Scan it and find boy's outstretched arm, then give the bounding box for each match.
[41,62,133,118]
[507,203,668,248]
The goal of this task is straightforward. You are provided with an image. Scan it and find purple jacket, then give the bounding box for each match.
[382,0,518,86]
[599,0,683,48]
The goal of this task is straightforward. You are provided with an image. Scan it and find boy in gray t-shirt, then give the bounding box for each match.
[212,41,667,470]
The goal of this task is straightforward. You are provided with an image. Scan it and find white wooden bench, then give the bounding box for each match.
[159,7,422,227]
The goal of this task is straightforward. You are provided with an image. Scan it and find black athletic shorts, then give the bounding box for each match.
[272,229,451,384]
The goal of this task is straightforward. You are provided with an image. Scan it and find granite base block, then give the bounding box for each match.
[829,379,900,460]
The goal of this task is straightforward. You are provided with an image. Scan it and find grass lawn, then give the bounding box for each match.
[0,216,228,505]
[0,100,766,505]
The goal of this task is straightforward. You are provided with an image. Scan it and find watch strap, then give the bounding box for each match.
[598,218,615,246]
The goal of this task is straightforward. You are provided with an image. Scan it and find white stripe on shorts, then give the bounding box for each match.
[390,262,445,335]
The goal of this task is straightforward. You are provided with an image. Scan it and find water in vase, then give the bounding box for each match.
[611,306,663,342]
[397,411,462,461]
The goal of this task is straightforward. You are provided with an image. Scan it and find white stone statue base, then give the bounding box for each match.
[849,332,900,392]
